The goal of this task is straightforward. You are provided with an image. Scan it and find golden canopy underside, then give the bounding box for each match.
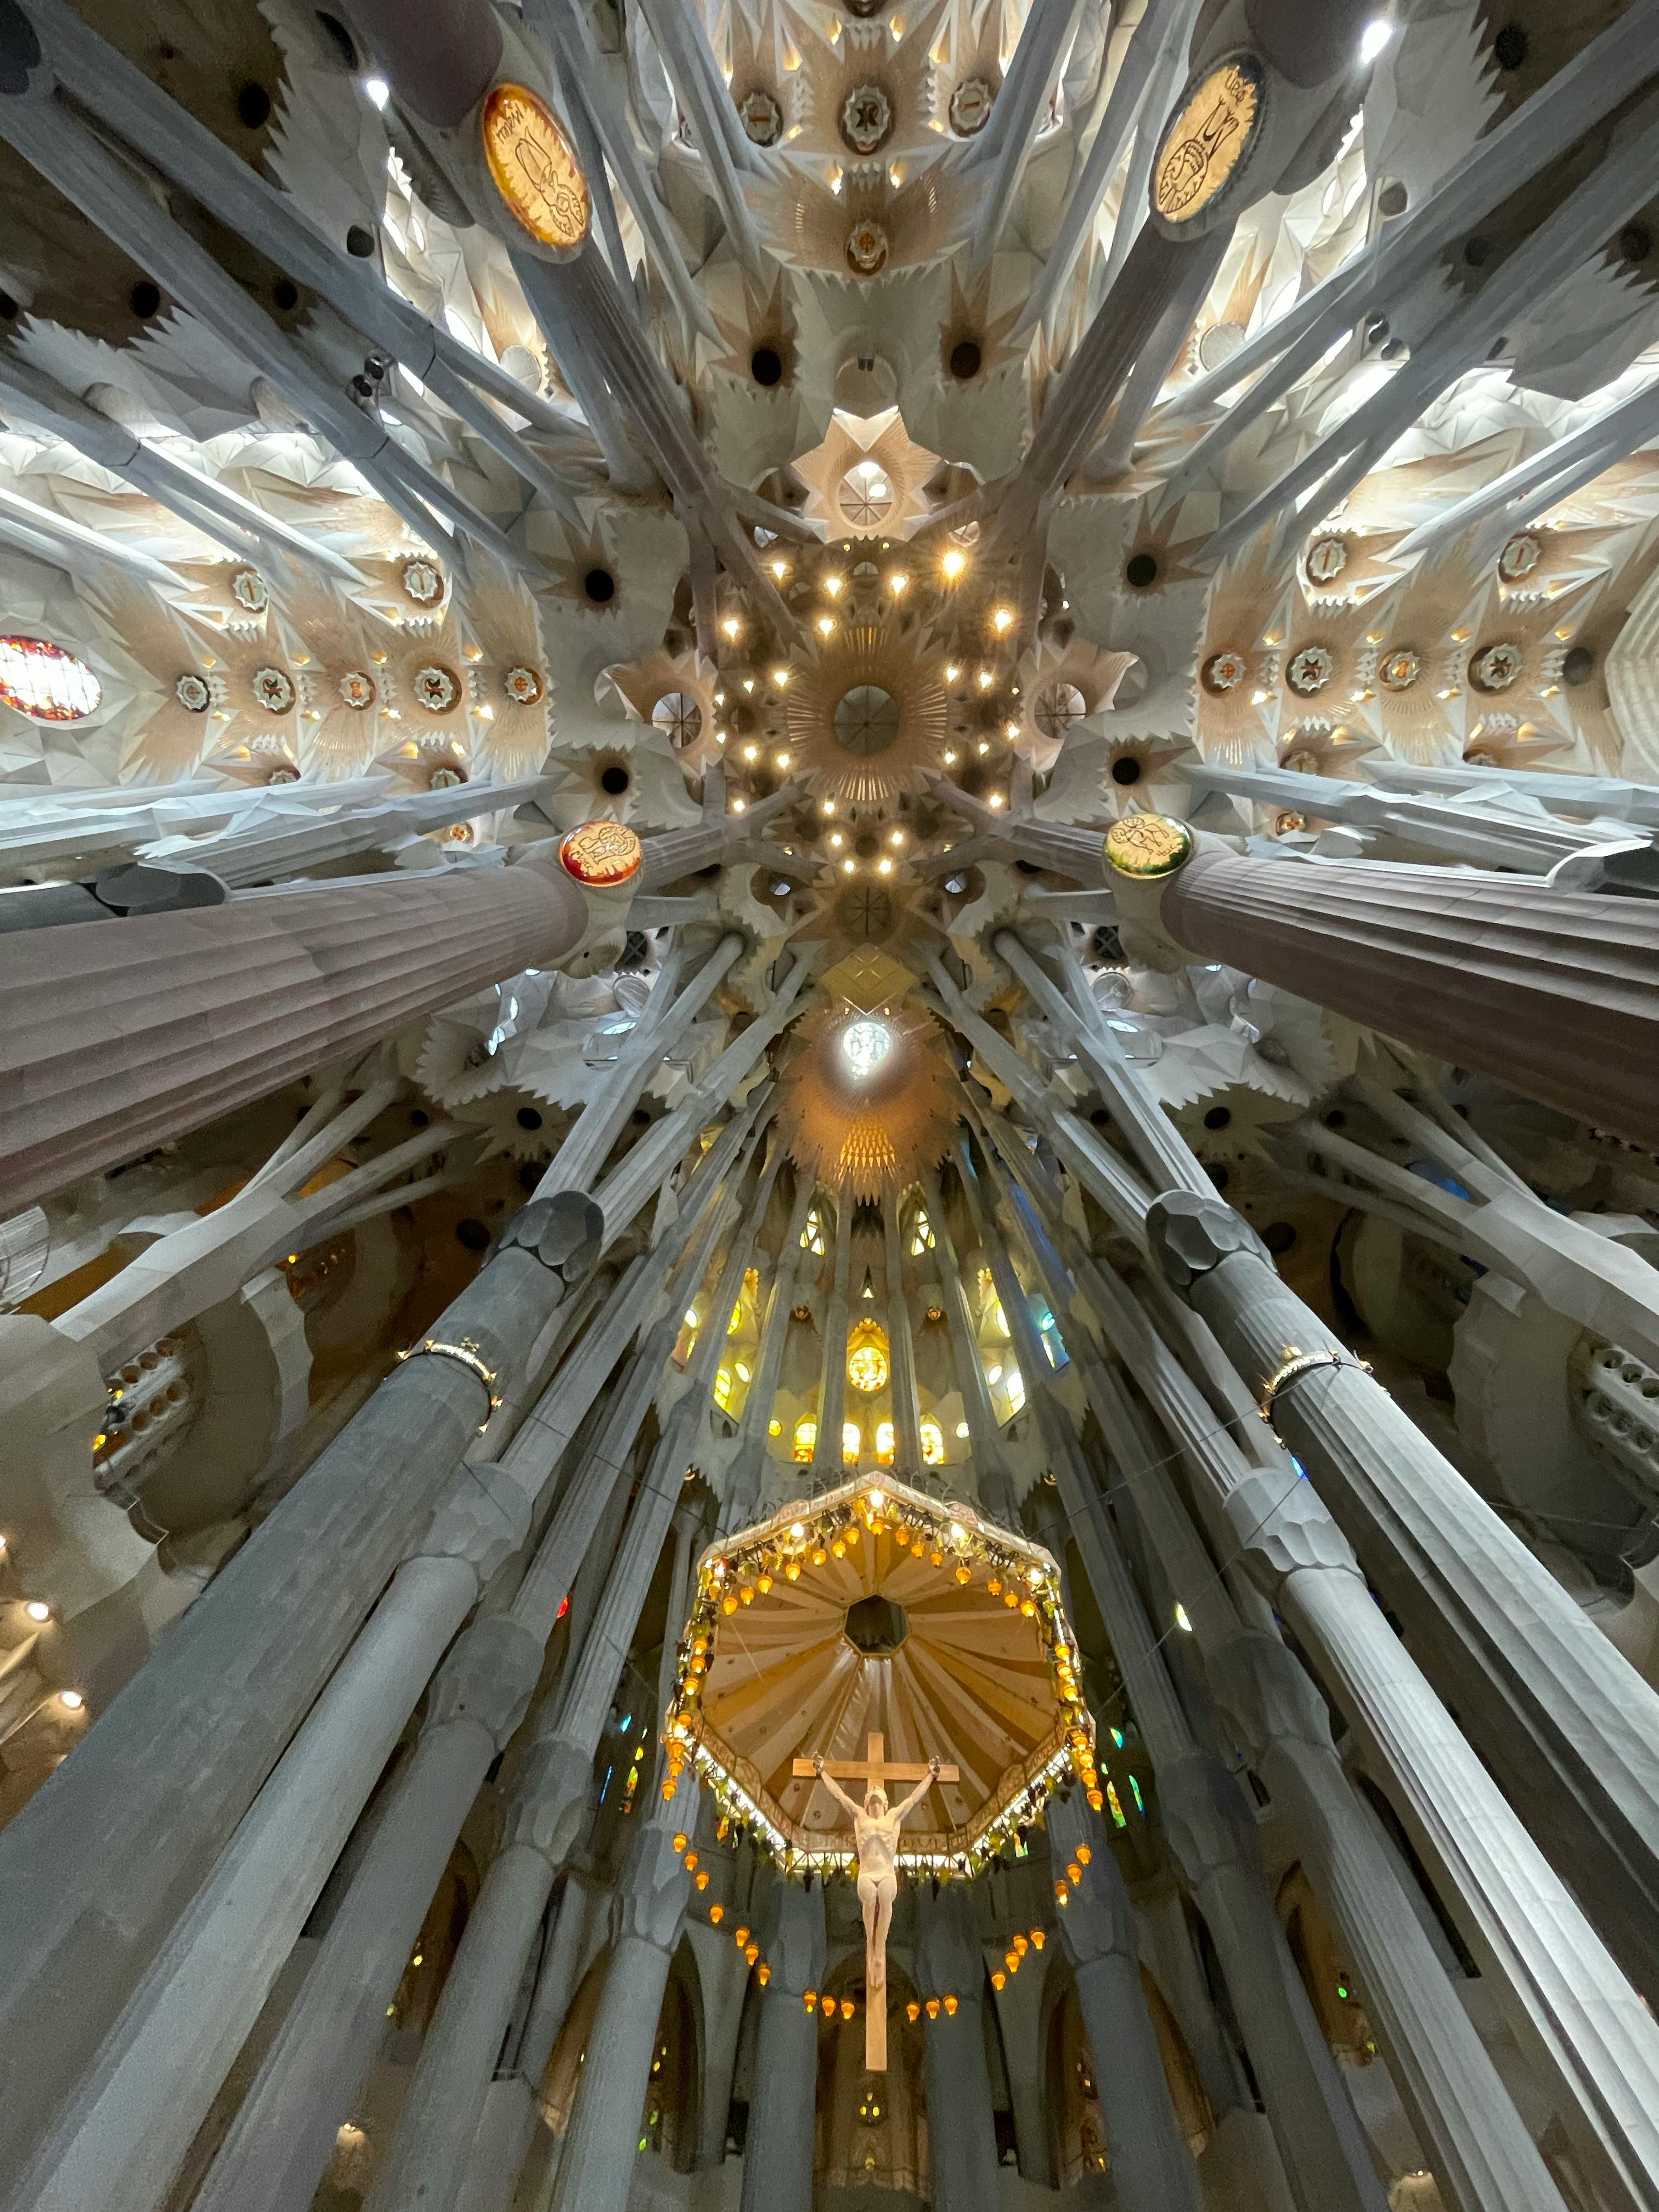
[676,1480,1088,1865]
[774,1003,961,1200]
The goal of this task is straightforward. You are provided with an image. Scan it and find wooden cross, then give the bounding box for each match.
[791,1731,961,1793]
[793,1733,960,2071]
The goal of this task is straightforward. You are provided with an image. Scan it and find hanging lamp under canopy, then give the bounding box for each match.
[662,1476,1097,1874]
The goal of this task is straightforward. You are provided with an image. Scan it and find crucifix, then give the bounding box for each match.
[793,1731,960,2070]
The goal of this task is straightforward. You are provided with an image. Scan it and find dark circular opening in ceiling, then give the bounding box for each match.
[455,1217,490,1252]
[1621,226,1653,266]
[949,339,983,381]
[1110,754,1143,786]
[0,291,16,321]
[584,568,617,603]
[1124,551,1159,590]
[236,82,273,129]
[751,345,784,386]
[130,281,163,321]
[834,684,902,755]
[1263,1221,1297,1255]
[1491,22,1528,69]
[1562,645,1596,687]
[346,225,376,258]
[844,1593,910,1656]
[516,1106,544,1131]
[272,278,300,312]
[315,10,360,66]
[1203,1105,1232,1130]
[599,764,630,795]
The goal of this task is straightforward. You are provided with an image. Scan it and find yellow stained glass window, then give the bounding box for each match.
[842,1419,861,1462]
[920,1418,945,1465]
[876,1420,894,1463]
[910,1206,935,1256]
[714,1368,734,1411]
[793,1416,817,1463]
[847,1317,890,1396]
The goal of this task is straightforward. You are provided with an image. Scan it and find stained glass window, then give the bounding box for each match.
[0,637,100,721]
[919,1417,945,1465]
[793,1416,817,1463]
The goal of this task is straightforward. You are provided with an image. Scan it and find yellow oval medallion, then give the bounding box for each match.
[481,82,590,251]
[559,819,642,887]
[1103,814,1193,880]
[1152,57,1264,225]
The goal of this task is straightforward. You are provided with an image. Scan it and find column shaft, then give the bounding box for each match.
[882,1192,924,1479]
[0,854,588,1211]
[1161,849,1659,1149]
[546,1932,674,2212]
[921,2008,1002,2212]
[811,1181,852,1478]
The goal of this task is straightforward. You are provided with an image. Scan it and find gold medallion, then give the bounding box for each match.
[559,819,642,888]
[481,83,590,251]
[1152,57,1263,224]
[1104,814,1193,880]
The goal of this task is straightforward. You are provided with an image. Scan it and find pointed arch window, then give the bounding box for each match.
[801,1207,826,1255]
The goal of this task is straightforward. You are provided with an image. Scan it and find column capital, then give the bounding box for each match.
[498,1192,605,1276]
[1146,1190,1273,1287]
[612,1798,698,1955]
[506,1735,594,1869]
[425,1615,546,1750]
[1223,1466,1365,1589]
[1205,1628,1341,1764]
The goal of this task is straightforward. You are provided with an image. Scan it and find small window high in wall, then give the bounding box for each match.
[0,636,101,721]
[801,1206,826,1255]
[909,1205,935,1256]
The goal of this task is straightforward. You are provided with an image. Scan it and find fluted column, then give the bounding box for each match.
[0,848,591,1212]
[920,1167,1014,1519]
[811,1180,853,1480]
[366,1177,760,2212]
[0,1193,602,2204]
[1158,847,1659,1149]
[1028,1403,1384,2212]
[186,1212,721,2212]
[740,1878,825,2212]
[882,1189,924,1479]
[913,1885,1001,2212]
[539,1779,699,2212]
[1048,1795,1203,2212]
[723,1173,815,1530]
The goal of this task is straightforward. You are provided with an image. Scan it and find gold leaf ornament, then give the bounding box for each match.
[482,83,590,251]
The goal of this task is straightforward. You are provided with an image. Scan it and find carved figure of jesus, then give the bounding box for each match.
[794,1731,960,2069]
[813,1750,940,1995]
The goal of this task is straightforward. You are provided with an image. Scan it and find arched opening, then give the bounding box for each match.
[1276,1866,1376,2063]
[816,1950,928,2195]
[640,1945,702,2172]
[539,1946,612,2135]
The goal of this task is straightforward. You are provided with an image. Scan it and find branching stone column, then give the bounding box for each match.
[1026,1409,1386,2212]
[919,1167,1014,1519]
[0,1193,602,2203]
[1155,847,1659,1149]
[1047,1794,1203,2212]
[366,1175,762,2212]
[724,1173,815,1529]
[913,1885,1001,2212]
[882,1189,925,1481]
[186,1194,730,2212]
[810,1179,853,1483]
[540,1774,701,2212]
[0,848,591,1212]
[740,1878,825,2212]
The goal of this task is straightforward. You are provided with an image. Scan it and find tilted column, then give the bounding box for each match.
[810,1180,853,1481]
[1146,1189,1659,2201]
[0,1193,602,2204]
[1002,1186,1570,2211]
[1047,1794,1204,2212]
[739,1876,825,2212]
[365,1182,760,2212]
[1156,846,1659,1150]
[919,1167,1015,1520]
[882,1189,924,1480]
[538,1777,700,2212]
[913,1884,1002,2212]
[723,1171,814,1530]
[1026,1401,1385,2212]
[186,1207,726,2212]
[0,847,591,1212]
[537,933,744,1198]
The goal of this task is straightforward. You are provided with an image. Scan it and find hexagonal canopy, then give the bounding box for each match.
[663,1477,1097,1874]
